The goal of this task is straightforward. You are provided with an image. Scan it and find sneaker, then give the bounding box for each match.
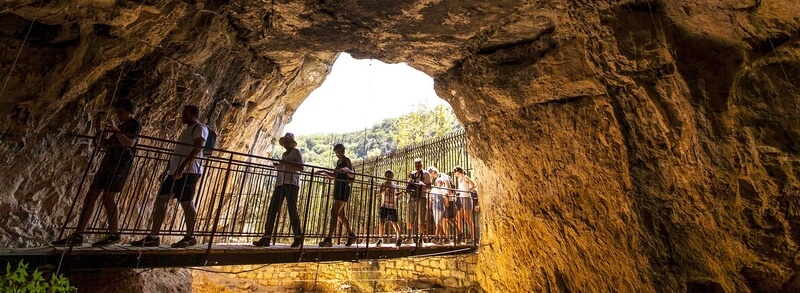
[345,233,357,247]
[395,238,403,247]
[171,236,197,248]
[92,234,121,247]
[290,237,303,248]
[375,239,383,247]
[253,237,271,247]
[51,234,84,247]
[130,236,160,247]
[319,238,333,247]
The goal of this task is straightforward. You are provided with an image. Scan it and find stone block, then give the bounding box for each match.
[444,277,459,288]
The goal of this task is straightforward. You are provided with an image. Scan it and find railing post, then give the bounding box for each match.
[299,167,316,259]
[204,153,234,262]
[364,177,375,257]
[58,131,102,240]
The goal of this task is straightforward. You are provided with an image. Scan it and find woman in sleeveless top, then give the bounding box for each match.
[315,144,357,247]
[454,166,476,244]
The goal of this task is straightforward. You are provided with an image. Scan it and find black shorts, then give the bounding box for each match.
[444,202,456,219]
[92,155,134,193]
[158,174,201,202]
[333,182,352,202]
[380,207,398,222]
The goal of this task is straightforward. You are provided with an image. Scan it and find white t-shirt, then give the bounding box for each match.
[458,178,475,198]
[276,148,303,186]
[168,123,208,175]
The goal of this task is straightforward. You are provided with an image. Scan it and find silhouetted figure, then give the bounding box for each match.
[131,105,208,248]
[52,99,141,247]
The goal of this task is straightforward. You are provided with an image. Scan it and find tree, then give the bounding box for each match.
[295,105,462,167]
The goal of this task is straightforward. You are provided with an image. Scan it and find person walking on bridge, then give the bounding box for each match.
[453,166,477,244]
[316,143,357,247]
[253,132,305,248]
[376,169,402,247]
[51,99,141,247]
[406,158,431,246]
[131,105,208,248]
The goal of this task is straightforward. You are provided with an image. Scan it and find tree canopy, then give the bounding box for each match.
[295,104,462,167]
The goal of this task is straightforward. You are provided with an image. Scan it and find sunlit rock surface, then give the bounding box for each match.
[1,0,798,292]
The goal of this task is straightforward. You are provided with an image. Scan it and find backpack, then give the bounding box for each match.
[193,123,218,157]
[405,171,424,199]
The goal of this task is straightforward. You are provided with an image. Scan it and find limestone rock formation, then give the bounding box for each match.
[1,0,798,292]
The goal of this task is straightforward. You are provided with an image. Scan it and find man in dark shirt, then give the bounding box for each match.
[51,99,142,247]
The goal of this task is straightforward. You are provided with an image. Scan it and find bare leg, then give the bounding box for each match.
[74,187,104,234]
[460,210,473,240]
[391,221,401,239]
[326,201,342,237]
[148,195,171,236]
[180,200,197,237]
[337,201,353,235]
[378,218,386,241]
[100,192,120,234]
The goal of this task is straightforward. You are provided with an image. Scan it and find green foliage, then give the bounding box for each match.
[296,104,462,167]
[0,261,76,293]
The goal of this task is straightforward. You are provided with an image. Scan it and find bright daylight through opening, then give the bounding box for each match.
[282,53,463,166]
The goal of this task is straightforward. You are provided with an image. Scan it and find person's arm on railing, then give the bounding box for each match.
[274,149,304,172]
[315,158,354,179]
[315,169,335,178]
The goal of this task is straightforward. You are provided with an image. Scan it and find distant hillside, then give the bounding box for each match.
[295,104,462,167]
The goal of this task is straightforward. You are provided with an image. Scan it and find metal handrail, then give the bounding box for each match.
[58,130,478,262]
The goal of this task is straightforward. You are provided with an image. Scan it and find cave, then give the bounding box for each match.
[1,0,799,292]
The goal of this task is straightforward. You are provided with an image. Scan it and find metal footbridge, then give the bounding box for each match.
[0,130,478,271]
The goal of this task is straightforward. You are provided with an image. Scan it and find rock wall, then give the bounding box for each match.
[66,268,193,293]
[0,1,335,247]
[1,0,799,292]
[191,255,478,293]
[436,1,800,292]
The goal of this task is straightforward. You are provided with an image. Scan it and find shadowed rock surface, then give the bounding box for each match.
[1,0,798,292]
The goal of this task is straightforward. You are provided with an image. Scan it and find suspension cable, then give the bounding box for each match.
[0,0,46,100]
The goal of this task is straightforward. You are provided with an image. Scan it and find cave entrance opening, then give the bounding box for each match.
[283,52,464,168]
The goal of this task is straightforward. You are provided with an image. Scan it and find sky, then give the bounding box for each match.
[283,53,449,136]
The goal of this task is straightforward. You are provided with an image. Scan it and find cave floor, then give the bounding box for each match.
[0,242,477,271]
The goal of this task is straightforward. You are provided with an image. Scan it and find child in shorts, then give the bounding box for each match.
[377,170,402,247]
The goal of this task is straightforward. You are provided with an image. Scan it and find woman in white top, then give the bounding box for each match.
[453,166,476,244]
[431,177,450,244]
